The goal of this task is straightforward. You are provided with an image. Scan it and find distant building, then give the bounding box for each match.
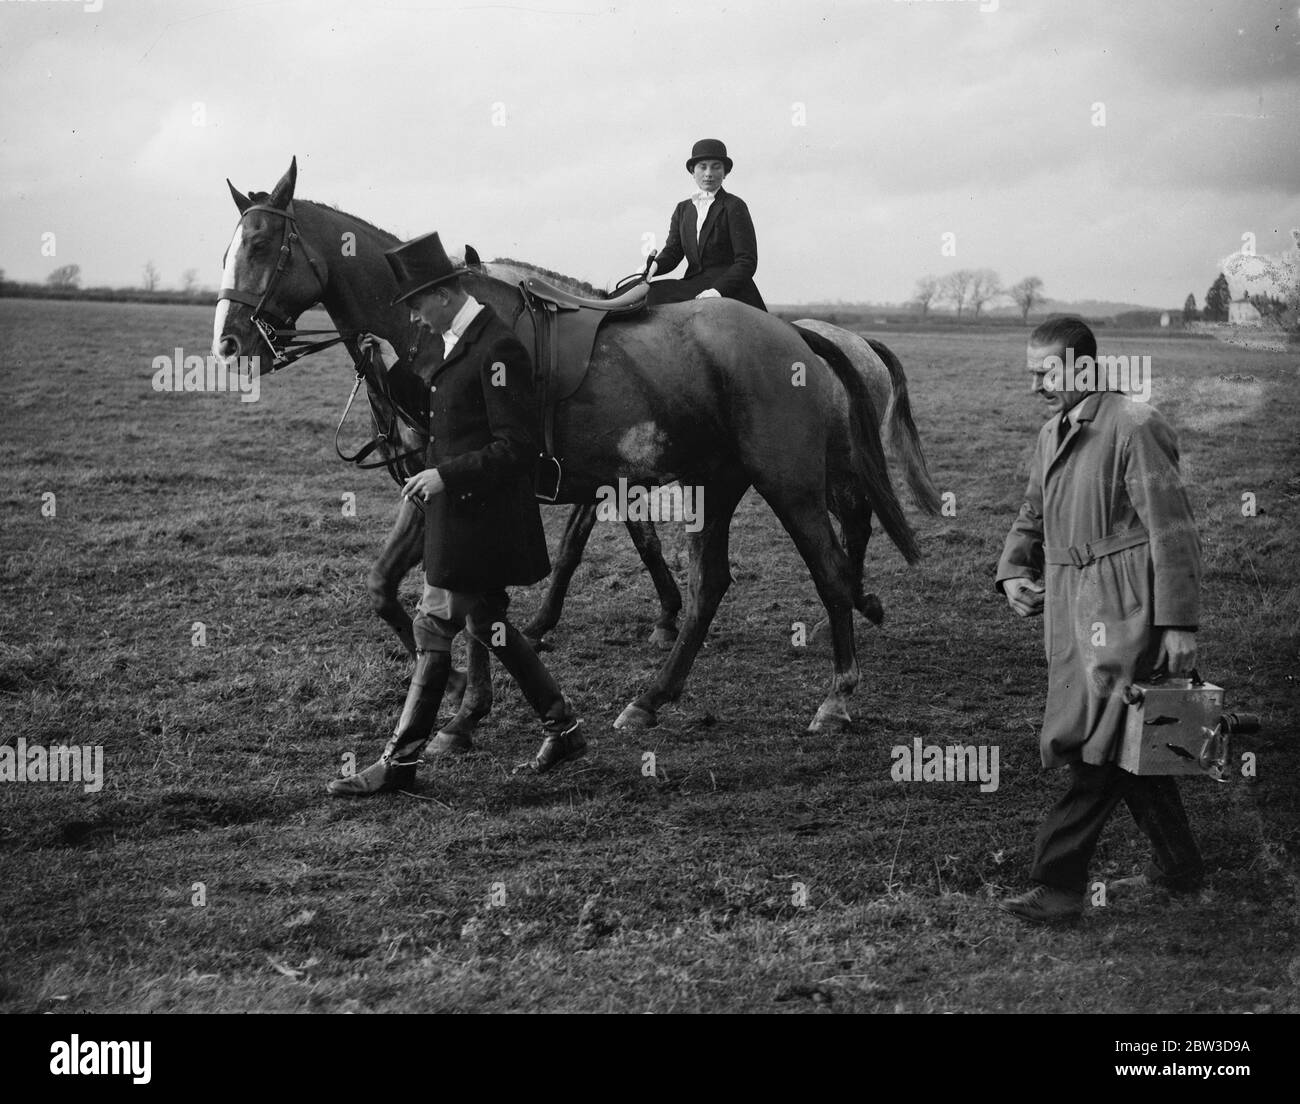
[1228,298,1262,326]
[1221,232,1298,327]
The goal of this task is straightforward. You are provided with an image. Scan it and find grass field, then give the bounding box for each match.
[1,298,1297,1013]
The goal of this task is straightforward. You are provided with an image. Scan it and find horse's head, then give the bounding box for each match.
[213,157,329,365]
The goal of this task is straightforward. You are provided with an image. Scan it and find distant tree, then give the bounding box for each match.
[912,275,940,319]
[968,268,1002,319]
[1203,272,1230,321]
[47,264,81,289]
[1010,276,1047,322]
[0,268,6,284]
[1182,293,1197,322]
[1248,294,1288,320]
[940,269,975,320]
[181,268,199,295]
[142,261,160,292]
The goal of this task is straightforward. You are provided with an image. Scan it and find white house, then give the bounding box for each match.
[1221,230,1299,325]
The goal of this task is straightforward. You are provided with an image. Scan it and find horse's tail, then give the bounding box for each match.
[864,338,942,516]
[795,326,922,565]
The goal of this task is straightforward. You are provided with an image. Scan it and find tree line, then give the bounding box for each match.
[1189,272,1294,325]
[912,270,1047,321]
[0,261,217,305]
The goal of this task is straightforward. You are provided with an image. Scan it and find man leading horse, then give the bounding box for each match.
[328,232,585,796]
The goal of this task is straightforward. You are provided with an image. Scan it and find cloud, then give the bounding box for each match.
[2,0,1296,306]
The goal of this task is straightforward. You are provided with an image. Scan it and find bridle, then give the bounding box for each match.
[218,201,354,369]
[218,199,427,493]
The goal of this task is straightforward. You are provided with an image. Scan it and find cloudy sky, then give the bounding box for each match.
[1,0,1296,307]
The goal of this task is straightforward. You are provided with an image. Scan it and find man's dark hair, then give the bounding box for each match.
[1030,315,1097,361]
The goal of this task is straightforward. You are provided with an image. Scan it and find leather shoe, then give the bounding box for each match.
[326,650,450,797]
[515,719,586,775]
[999,883,1083,924]
[326,751,417,797]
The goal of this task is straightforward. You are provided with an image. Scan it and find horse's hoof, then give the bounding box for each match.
[614,703,658,730]
[807,705,851,733]
[648,626,678,650]
[443,667,468,713]
[438,703,490,738]
[858,592,884,626]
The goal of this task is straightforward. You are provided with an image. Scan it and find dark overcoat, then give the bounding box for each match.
[649,187,766,311]
[996,392,1201,768]
[387,305,551,593]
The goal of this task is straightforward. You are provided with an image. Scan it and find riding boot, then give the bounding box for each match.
[327,650,451,797]
[427,636,493,757]
[487,624,586,773]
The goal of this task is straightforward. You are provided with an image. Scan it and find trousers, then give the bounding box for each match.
[1030,762,1204,895]
[413,585,509,654]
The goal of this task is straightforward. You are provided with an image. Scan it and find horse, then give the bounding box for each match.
[214,158,938,732]
[212,166,686,739]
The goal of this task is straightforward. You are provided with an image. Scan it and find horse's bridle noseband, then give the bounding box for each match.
[218,201,352,369]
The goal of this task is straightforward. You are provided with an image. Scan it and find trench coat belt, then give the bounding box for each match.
[1043,525,1150,567]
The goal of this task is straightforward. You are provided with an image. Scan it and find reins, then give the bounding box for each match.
[219,199,429,496]
[333,344,430,496]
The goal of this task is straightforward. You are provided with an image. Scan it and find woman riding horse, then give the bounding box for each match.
[645,138,766,312]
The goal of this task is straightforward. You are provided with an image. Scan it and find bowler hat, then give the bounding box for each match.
[385,232,467,306]
[686,138,733,174]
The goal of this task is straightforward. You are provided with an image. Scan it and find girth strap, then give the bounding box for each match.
[1044,525,1149,567]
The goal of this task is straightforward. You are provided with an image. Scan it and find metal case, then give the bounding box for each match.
[1117,677,1224,776]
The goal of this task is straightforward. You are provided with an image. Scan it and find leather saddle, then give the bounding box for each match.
[515,276,649,501]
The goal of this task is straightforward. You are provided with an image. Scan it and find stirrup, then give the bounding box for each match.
[534,454,562,503]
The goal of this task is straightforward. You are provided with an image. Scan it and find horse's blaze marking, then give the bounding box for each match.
[617,421,669,467]
[212,223,244,355]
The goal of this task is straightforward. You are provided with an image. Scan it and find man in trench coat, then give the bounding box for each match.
[995,316,1205,922]
[328,232,584,797]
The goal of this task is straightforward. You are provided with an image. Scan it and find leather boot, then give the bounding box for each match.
[428,637,493,757]
[327,650,451,797]
[523,710,586,774]
[486,624,586,773]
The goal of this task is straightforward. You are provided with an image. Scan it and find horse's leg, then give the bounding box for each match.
[814,483,882,642]
[623,519,682,649]
[437,633,493,741]
[521,503,596,647]
[764,491,862,733]
[367,496,424,658]
[841,496,883,625]
[613,467,750,729]
[366,497,469,712]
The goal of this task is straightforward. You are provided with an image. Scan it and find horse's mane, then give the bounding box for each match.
[271,196,604,296]
[294,198,400,245]
[484,258,601,298]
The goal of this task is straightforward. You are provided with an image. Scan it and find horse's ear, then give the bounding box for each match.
[464,244,481,268]
[227,179,252,214]
[269,156,298,209]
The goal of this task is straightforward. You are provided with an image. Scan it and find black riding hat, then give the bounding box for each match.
[686,138,733,174]
[384,231,467,306]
